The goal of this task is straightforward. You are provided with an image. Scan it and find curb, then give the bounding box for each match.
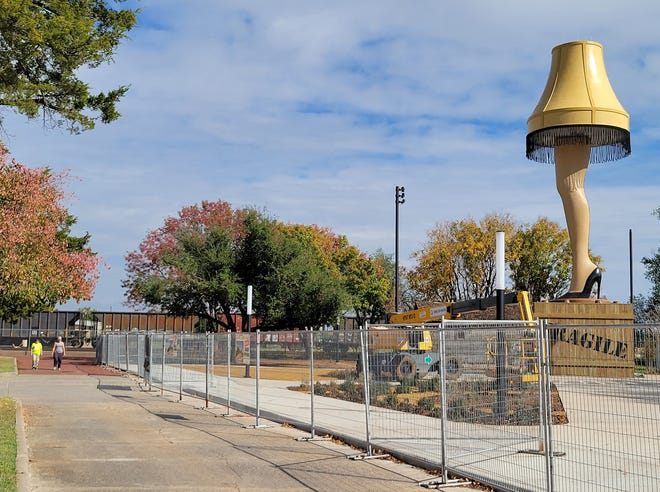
[15,399,29,492]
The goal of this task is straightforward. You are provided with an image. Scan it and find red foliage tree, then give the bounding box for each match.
[0,147,100,320]
[123,200,247,330]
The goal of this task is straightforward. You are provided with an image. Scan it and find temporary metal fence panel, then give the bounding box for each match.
[115,332,128,372]
[98,333,108,366]
[127,331,141,374]
[100,323,660,492]
[157,332,183,388]
[209,332,232,413]
[361,321,545,491]
[258,330,309,381]
[440,320,546,492]
[361,323,443,463]
[226,331,258,413]
[178,333,209,384]
[547,323,660,492]
[309,329,361,439]
[148,333,165,389]
[104,332,120,369]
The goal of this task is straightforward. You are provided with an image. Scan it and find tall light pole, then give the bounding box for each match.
[395,186,405,312]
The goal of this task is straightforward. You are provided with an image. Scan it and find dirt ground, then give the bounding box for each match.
[187,359,356,381]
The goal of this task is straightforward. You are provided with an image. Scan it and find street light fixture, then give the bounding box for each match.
[395,186,405,312]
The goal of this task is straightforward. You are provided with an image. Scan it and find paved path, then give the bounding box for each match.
[0,350,479,491]
[132,356,660,492]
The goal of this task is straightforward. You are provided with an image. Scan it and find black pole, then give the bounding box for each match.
[395,186,405,312]
[496,290,505,320]
[244,312,252,378]
[496,289,506,420]
[629,229,634,304]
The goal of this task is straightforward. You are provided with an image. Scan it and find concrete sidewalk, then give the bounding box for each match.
[0,353,480,491]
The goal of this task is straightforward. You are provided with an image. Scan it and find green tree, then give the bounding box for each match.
[0,0,138,133]
[56,213,92,252]
[637,207,660,322]
[509,217,572,302]
[123,201,245,332]
[259,225,344,329]
[163,225,242,332]
[282,226,392,326]
[123,202,352,331]
[332,240,391,327]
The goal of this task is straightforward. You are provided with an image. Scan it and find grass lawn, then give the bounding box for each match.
[0,356,15,373]
[0,397,17,491]
[0,357,18,491]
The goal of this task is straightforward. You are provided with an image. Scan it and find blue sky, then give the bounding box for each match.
[3,1,659,311]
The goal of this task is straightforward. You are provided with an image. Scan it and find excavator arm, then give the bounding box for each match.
[388,291,533,324]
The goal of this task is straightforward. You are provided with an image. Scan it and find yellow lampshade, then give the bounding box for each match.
[526,40,630,164]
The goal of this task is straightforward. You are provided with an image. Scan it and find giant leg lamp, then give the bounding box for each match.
[526,40,630,299]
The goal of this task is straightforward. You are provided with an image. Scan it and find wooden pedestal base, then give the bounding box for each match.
[533,301,635,378]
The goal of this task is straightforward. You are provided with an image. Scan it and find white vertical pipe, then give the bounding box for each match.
[496,231,505,291]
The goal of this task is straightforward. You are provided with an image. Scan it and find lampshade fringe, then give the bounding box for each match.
[526,124,631,164]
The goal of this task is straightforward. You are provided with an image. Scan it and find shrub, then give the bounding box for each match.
[314,381,327,396]
[417,397,436,412]
[369,381,391,398]
[416,377,440,393]
[384,393,399,408]
[397,380,413,394]
[339,380,355,393]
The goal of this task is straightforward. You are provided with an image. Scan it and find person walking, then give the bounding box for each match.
[52,336,66,371]
[30,338,43,370]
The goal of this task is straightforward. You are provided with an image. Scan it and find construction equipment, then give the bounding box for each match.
[388,291,533,324]
[65,313,103,348]
[360,292,535,382]
[364,326,461,381]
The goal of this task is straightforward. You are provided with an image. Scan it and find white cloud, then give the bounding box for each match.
[3,0,659,311]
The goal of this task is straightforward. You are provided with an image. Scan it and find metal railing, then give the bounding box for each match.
[97,321,660,492]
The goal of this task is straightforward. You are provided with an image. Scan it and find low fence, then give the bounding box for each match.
[98,321,660,492]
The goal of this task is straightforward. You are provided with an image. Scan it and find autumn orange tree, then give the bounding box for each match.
[509,217,571,301]
[408,213,516,301]
[407,213,593,303]
[0,147,100,321]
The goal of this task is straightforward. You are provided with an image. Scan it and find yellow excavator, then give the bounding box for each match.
[361,292,535,382]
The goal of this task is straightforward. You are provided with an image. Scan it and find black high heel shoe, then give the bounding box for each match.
[557,268,601,300]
